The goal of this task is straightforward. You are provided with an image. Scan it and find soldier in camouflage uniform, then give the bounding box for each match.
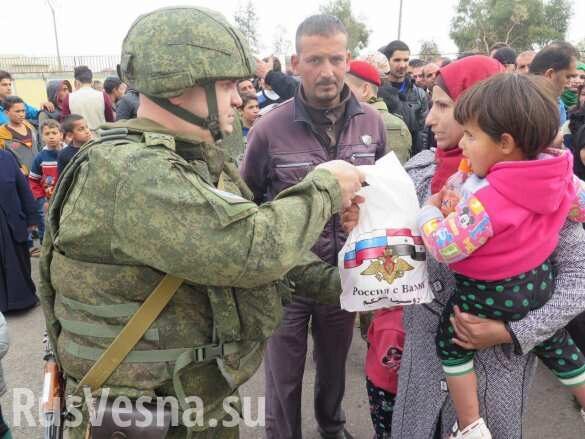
[345,60,412,164]
[38,7,363,438]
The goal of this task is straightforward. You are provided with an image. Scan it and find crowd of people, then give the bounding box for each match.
[0,6,585,439]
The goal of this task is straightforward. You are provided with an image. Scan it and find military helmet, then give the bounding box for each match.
[118,7,256,142]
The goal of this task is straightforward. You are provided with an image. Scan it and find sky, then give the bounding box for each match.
[3,0,585,59]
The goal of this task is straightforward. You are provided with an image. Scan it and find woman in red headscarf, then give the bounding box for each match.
[343,55,585,438]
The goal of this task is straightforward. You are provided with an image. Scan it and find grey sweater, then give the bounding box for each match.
[391,150,585,439]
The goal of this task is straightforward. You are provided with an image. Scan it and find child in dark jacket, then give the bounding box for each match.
[29,119,64,244]
[57,115,91,175]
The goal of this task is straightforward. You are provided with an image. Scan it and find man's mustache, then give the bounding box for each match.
[316,80,337,86]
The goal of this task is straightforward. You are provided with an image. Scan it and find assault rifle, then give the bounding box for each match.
[42,334,65,439]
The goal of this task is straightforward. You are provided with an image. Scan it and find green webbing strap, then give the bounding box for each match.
[66,340,239,364]
[75,274,184,394]
[60,295,140,318]
[172,343,240,412]
[145,81,223,143]
[67,342,185,363]
[145,95,209,128]
[60,319,159,342]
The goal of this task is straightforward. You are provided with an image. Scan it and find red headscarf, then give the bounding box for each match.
[430,55,504,194]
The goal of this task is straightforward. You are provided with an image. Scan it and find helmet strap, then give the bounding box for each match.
[203,82,223,143]
[145,81,223,143]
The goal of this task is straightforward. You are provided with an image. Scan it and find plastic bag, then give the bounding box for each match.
[338,153,434,312]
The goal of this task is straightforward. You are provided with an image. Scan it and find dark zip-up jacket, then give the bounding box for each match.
[241,85,386,266]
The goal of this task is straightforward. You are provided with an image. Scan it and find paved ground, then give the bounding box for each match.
[2,260,584,438]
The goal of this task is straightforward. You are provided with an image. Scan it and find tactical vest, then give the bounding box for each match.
[45,127,290,424]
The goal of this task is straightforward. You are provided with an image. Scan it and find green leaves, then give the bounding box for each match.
[450,0,573,53]
[319,0,371,56]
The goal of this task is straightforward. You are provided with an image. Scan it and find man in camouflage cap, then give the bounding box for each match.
[39,6,363,438]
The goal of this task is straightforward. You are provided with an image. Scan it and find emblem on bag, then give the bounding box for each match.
[360,247,414,285]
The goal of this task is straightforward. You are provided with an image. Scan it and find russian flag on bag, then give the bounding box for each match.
[338,153,434,312]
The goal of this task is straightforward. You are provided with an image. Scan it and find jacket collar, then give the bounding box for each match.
[293,83,364,126]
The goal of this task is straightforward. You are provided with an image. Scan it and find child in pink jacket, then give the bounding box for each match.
[417,73,585,439]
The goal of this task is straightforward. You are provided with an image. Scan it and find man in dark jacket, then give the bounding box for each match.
[380,40,428,155]
[241,15,386,439]
[256,56,300,102]
[115,88,139,120]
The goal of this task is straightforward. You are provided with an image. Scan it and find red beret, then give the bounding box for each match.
[348,60,381,87]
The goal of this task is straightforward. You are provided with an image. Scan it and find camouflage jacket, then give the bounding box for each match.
[368,97,412,164]
[39,118,343,431]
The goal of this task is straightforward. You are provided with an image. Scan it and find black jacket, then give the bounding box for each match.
[116,90,139,121]
[0,150,38,243]
[265,71,299,102]
[378,78,428,156]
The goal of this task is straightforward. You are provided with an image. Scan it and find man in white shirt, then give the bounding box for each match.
[61,65,114,131]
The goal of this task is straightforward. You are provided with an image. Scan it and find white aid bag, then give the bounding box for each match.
[338,152,434,312]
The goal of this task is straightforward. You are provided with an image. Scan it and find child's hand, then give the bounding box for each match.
[440,189,460,216]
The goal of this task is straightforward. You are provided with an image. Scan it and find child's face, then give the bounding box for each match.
[459,121,514,178]
[241,100,260,125]
[70,119,91,145]
[42,126,63,149]
[0,78,12,99]
[6,103,25,125]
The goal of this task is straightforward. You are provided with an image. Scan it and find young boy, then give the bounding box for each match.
[29,120,64,244]
[57,114,91,175]
[0,96,39,175]
[239,94,260,140]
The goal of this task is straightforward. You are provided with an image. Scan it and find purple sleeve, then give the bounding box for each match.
[417,195,494,264]
[103,92,115,122]
[239,123,270,204]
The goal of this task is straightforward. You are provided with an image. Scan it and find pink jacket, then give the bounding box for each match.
[418,149,585,280]
[365,307,404,394]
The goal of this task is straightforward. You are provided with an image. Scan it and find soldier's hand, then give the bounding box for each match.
[341,195,364,232]
[316,160,364,209]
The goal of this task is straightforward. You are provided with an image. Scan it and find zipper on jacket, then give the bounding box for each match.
[275,162,313,168]
[350,152,375,163]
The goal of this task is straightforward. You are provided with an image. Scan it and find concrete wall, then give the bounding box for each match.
[10,73,113,107]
